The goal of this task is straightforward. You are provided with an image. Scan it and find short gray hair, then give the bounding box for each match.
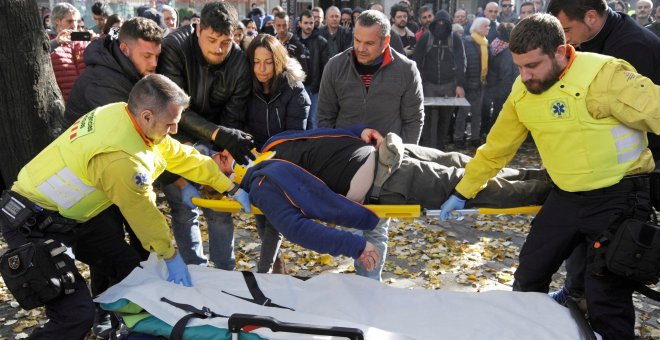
[326,6,340,15]
[356,10,390,38]
[161,4,177,17]
[51,2,79,22]
[470,17,490,34]
[128,75,190,116]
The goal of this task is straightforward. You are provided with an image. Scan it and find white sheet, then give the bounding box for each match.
[96,255,586,339]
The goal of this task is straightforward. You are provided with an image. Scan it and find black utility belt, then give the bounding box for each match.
[563,175,651,197]
[0,190,78,237]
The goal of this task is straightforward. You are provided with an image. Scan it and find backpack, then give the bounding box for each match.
[418,32,455,81]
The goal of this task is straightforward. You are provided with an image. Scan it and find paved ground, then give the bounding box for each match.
[1,141,659,339]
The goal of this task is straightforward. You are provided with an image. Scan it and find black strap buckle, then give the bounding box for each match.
[0,191,40,230]
[160,297,228,340]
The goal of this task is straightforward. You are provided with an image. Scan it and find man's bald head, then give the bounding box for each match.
[485,2,500,21]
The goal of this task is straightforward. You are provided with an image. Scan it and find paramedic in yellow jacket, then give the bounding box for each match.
[0,75,248,340]
[439,14,660,340]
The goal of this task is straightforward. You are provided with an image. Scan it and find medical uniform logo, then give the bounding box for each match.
[69,112,96,141]
[133,172,149,189]
[8,255,20,270]
[551,100,568,118]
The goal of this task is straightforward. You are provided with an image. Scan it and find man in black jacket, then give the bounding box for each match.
[66,17,162,123]
[412,10,466,149]
[546,0,660,307]
[297,10,329,129]
[319,6,353,58]
[274,11,309,76]
[156,2,253,272]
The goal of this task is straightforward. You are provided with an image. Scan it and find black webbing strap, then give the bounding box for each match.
[635,283,660,302]
[221,271,294,311]
[160,297,228,340]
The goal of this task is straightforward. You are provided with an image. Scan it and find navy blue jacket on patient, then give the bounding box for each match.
[240,135,378,258]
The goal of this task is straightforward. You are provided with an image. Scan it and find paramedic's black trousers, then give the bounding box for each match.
[513,177,649,340]
[1,205,142,340]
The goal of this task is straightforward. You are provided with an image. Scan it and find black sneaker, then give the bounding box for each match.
[454,140,466,149]
[470,140,482,148]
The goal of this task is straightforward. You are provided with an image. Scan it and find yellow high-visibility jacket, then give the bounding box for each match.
[456,50,659,198]
[13,102,232,258]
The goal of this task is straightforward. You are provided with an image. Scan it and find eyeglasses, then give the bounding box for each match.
[502,4,513,7]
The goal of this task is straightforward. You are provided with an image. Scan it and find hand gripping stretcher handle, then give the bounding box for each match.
[228,313,364,340]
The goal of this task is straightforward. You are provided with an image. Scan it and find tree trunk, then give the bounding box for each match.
[0,0,68,188]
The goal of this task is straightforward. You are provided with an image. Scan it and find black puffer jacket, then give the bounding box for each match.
[157,25,251,142]
[297,28,329,93]
[462,35,483,90]
[65,34,141,124]
[246,62,310,147]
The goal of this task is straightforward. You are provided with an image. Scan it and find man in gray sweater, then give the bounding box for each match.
[317,10,424,281]
[318,10,424,144]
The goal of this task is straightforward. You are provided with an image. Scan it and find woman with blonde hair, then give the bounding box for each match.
[245,34,310,273]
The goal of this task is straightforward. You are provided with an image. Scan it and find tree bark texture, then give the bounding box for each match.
[0,0,68,188]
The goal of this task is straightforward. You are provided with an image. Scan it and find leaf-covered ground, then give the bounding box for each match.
[1,141,659,339]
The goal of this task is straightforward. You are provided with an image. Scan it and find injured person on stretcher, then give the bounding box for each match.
[208,125,552,271]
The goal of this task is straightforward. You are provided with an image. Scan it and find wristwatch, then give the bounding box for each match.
[225,184,240,196]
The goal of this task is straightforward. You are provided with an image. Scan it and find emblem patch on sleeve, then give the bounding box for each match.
[69,111,96,141]
[8,254,20,270]
[550,100,569,119]
[133,171,150,190]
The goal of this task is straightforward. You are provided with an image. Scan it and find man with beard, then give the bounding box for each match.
[499,0,519,23]
[66,17,163,122]
[634,0,654,26]
[416,5,434,40]
[157,2,254,273]
[440,14,660,339]
[544,0,660,310]
[390,2,416,56]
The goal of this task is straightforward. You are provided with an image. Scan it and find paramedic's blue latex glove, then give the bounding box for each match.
[440,195,466,221]
[231,189,251,213]
[165,253,193,287]
[181,183,201,209]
